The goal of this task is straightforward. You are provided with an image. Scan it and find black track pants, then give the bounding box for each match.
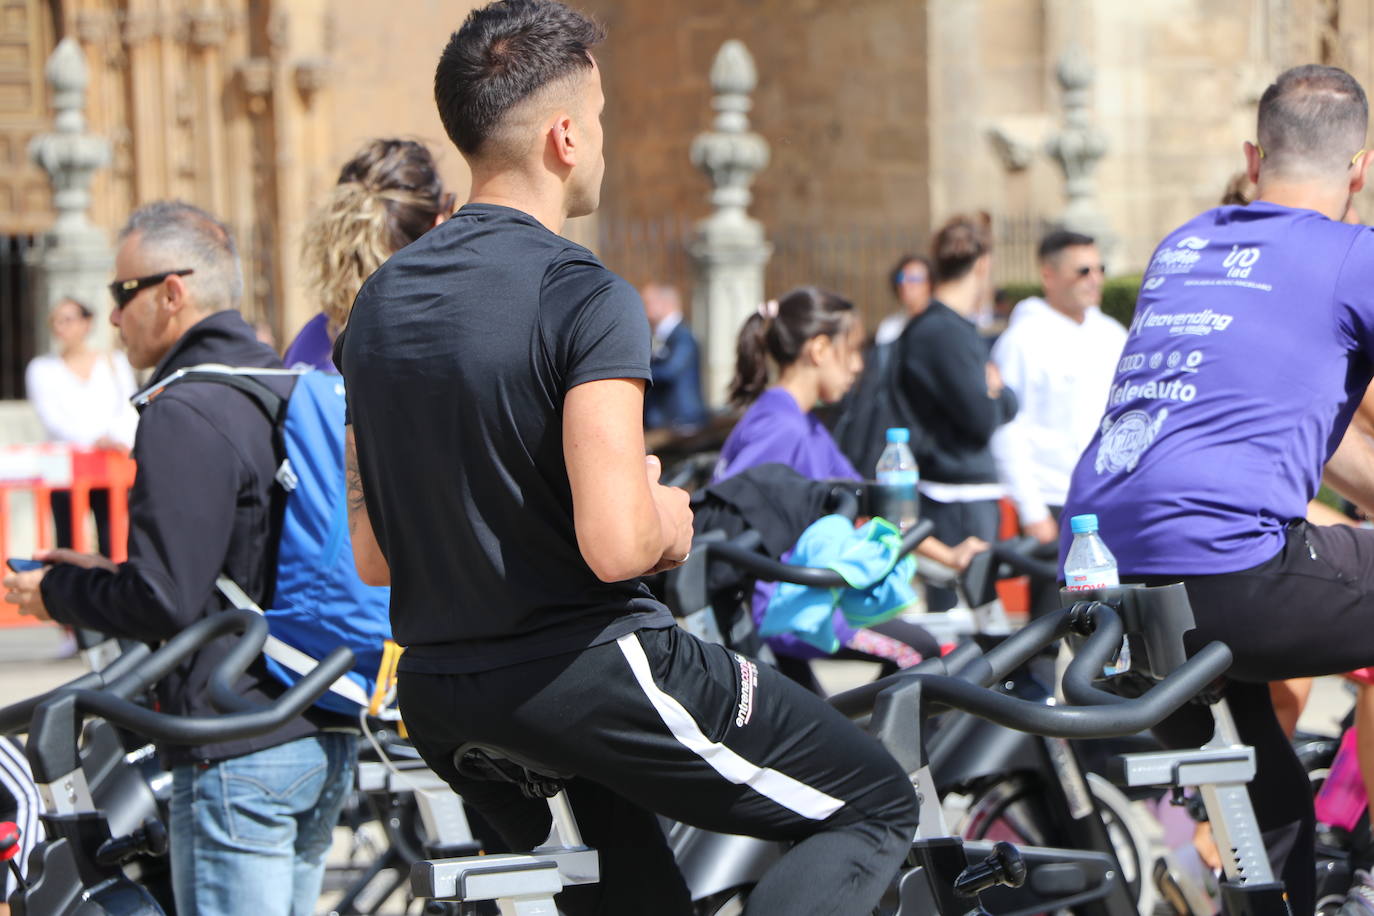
[1138,521,1374,916]
[398,625,919,915]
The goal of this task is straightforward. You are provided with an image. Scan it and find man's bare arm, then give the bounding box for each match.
[564,378,692,582]
[346,426,391,586]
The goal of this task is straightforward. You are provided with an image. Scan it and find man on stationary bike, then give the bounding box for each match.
[1062,64,1374,915]
[336,1,919,913]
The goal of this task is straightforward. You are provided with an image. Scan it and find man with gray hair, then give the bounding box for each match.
[2,200,356,915]
[1060,65,1374,913]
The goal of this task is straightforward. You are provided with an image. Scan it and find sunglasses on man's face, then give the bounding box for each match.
[108,269,194,309]
[1074,264,1108,278]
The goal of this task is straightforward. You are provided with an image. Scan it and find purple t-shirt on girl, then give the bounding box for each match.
[713,386,862,656]
[282,312,336,372]
[713,387,860,484]
[1062,202,1374,576]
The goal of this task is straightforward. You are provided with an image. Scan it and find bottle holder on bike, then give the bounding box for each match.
[1060,583,1200,683]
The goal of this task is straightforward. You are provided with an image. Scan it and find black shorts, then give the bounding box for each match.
[398,624,918,915]
[1137,520,1374,681]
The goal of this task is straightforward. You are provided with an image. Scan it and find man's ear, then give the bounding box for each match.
[1243,140,1262,186]
[1039,258,1055,291]
[1352,149,1372,195]
[162,272,191,315]
[550,112,577,169]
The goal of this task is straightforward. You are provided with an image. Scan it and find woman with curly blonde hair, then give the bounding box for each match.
[283,138,454,369]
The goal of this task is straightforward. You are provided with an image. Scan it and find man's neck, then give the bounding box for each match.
[1046,296,1088,325]
[1256,179,1350,221]
[467,173,566,235]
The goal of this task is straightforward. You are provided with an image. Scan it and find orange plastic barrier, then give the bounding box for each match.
[0,445,136,627]
[995,497,1032,617]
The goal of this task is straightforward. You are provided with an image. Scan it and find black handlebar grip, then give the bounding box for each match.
[1061,604,1131,707]
[104,610,268,701]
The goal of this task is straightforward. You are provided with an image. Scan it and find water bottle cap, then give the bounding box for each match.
[885,427,910,444]
[1069,514,1099,534]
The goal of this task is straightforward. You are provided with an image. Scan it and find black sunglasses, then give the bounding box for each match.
[1075,264,1108,278]
[108,269,194,309]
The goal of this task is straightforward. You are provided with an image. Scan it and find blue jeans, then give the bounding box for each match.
[170,733,358,916]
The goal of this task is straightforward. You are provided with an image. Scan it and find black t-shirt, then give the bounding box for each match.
[338,204,674,673]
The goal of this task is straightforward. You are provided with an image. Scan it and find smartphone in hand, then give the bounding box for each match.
[5,558,44,573]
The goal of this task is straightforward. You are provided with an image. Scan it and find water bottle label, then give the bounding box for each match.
[877,470,918,486]
[1064,569,1120,592]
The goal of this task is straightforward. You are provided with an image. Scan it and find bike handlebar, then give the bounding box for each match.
[706,518,936,587]
[11,610,352,781]
[989,538,1060,581]
[829,602,1232,739]
[0,640,153,735]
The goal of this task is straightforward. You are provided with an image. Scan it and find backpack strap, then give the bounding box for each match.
[133,364,302,490]
[214,575,373,709]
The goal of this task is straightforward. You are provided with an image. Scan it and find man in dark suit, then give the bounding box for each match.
[642,283,707,433]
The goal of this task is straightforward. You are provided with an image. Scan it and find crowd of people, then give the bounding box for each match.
[2,0,1374,913]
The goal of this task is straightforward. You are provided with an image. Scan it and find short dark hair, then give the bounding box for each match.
[434,0,605,158]
[1257,65,1368,177]
[1037,229,1095,263]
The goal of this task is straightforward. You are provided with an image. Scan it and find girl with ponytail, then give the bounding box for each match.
[716,287,865,480]
[283,138,455,370]
[713,286,985,678]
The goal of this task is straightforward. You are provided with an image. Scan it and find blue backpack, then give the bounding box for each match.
[136,365,392,715]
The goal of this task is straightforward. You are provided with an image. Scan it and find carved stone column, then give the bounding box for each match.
[689,40,772,409]
[28,38,114,352]
[1045,47,1113,253]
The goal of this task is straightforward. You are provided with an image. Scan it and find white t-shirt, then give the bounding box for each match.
[24,351,140,449]
[990,297,1127,524]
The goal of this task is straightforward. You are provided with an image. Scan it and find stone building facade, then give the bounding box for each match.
[2,0,1372,400]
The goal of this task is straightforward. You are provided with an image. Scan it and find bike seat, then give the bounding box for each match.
[453,743,573,800]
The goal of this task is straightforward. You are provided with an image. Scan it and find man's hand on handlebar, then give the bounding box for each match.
[645,455,694,575]
[1023,517,1059,545]
[916,535,989,573]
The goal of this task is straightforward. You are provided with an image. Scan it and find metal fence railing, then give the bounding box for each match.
[0,236,37,401]
[593,214,1050,331]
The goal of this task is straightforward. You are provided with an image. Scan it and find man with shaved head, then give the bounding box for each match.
[336,2,917,912]
[1061,65,1374,912]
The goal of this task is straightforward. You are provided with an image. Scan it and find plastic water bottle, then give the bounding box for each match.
[1063,514,1119,592]
[875,428,919,532]
[1063,514,1129,673]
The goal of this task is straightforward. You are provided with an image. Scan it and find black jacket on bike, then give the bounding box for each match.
[41,310,347,766]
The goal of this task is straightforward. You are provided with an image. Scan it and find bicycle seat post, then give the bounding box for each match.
[540,790,583,850]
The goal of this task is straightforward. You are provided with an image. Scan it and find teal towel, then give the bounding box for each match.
[759,514,919,653]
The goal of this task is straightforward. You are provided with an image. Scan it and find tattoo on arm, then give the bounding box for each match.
[345,433,365,518]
